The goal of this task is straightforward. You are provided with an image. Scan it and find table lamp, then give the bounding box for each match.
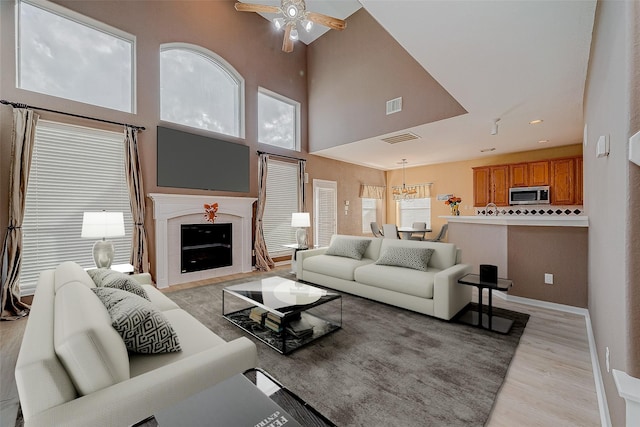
[81,211,125,268]
[291,212,310,248]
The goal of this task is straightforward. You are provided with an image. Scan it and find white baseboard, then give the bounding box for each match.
[493,291,611,426]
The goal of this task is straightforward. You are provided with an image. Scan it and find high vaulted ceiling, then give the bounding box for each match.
[240,0,597,171]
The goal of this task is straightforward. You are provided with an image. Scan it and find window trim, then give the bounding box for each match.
[257,86,301,151]
[159,42,245,139]
[17,0,137,113]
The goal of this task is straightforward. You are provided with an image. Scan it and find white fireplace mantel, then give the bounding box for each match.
[148,193,256,288]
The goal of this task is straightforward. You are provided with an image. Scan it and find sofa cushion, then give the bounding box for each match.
[93,288,181,354]
[54,261,96,292]
[354,263,436,299]
[325,237,371,260]
[328,235,382,260]
[143,284,181,312]
[303,254,374,281]
[88,268,150,300]
[375,246,434,271]
[54,281,130,396]
[379,240,458,271]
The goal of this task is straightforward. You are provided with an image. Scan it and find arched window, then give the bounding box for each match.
[160,44,244,138]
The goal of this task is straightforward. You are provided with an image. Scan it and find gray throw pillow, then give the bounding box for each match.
[325,238,371,260]
[92,287,181,354]
[88,268,150,301]
[375,247,435,272]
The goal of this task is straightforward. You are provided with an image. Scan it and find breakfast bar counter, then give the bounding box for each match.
[441,215,588,308]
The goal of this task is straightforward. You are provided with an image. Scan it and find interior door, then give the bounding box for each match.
[313,179,337,248]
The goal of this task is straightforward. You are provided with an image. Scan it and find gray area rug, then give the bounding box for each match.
[166,272,529,427]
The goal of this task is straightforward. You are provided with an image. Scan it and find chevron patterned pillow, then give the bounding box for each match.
[92,287,181,354]
[88,268,150,301]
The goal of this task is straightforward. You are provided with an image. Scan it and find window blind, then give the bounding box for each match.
[20,120,133,292]
[262,159,299,257]
[315,182,337,248]
[361,198,378,233]
[398,198,432,229]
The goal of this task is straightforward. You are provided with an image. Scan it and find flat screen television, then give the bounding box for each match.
[157,126,250,192]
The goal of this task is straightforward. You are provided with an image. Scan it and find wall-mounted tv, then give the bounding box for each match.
[157,126,250,192]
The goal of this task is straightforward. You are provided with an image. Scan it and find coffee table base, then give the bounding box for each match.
[458,310,514,334]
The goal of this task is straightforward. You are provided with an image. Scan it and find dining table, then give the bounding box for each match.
[397,227,432,240]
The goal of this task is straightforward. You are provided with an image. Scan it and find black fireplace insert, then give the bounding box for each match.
[181,223,232,273]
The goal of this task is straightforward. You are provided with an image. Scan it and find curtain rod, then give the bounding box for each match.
[257,150,306,162]
[0,99,146,131]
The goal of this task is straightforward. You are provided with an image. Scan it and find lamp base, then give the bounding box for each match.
[296,228,308,249]
[93,239,115,268]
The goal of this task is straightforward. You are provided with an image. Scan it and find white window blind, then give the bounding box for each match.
[398,198,432,229]
[314,180,337,248]
[21,120,133,291]
[361,198,378,234]
[262,159,299,257]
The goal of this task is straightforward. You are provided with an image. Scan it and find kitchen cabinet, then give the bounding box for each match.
[509,163,529,187]
[550,158,575,204]
[575,157,583,205]
[473,166,509,206]
[528,161,550,186]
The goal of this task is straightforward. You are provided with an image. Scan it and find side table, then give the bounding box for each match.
[283,243,308,274]
[457,273,514,334]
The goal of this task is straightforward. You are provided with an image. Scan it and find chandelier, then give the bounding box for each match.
[392,159,417,199]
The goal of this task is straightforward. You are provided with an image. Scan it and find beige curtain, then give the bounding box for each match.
[392,183,432,200]
[124,127,149,274]
[359,184,386,199]
[297,160,306,210]
[254,154,275,271]
[1,108,39,319]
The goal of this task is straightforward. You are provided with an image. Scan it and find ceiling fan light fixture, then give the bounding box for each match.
[289,27,299,40]
[286,4,298,18]
[302,19,313,32]
[273,17,284,30]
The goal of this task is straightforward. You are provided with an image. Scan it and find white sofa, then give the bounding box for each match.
[15,261,257,427]
[297,235,472,320]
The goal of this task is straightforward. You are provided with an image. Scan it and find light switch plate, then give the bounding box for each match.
[596,135,610,158]
[630,130,640,166]
[544,273,554,285]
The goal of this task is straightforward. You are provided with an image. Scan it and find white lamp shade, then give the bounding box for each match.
[81,211,125,239]
[291,212,310,228]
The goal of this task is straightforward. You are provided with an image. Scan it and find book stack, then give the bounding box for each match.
[285,318,314,339]
[249,307,267,325]
[264,312,283,333]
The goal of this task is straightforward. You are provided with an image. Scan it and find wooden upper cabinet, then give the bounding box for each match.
[550,158,575,204]
[528,161,550,186]
[575,157,583,205]
[473,167,490,207]
[491,165,509,206]
[509,163,529,187]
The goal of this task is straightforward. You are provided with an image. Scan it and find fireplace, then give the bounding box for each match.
[181,223,232,273]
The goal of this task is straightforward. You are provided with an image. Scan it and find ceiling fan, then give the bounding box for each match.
[235,0,347,53]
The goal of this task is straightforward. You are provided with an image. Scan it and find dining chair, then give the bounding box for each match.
[426,224,448,242]
[370,222,384,238]
[410,222,427,240]
[382,224,399,239]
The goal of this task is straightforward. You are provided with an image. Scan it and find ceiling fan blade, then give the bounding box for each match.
[306,12,347,31]
[234,2,281,14]
[282,25,294,53]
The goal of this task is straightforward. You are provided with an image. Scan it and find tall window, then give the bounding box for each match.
[21,121,133,292]
[362,198,379,234]
[397,198,432,229]
[160,44,244,138]
[262,160,300,257]
[17,0,135,112]
[258,88,300,151]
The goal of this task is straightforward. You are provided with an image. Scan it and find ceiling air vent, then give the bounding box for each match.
[386,97,403,115]
[381,132,421,144]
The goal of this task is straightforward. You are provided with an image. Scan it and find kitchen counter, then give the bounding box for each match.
[440,215,588,227]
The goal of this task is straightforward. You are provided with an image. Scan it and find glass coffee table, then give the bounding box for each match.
[223,276,342,354]
[133,368,336,427]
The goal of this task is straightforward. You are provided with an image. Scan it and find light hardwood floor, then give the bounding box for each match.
[0,266,602,427]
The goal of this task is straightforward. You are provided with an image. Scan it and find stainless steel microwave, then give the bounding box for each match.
[509,186,550,205]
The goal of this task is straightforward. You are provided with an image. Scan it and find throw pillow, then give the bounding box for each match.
[92,287,181,354]
[375,247,435,272]
[325,238,371,260]
[88,268,150,301]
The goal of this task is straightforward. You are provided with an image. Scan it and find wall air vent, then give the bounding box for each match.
[386,97,403,115]
[381,132,421,145]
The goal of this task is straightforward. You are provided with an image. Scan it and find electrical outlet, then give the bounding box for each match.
[544,273,554,285]
[606,347,610,373]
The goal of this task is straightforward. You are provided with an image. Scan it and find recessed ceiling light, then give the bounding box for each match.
[538,139,550,144]
[480,148,496,152]
[529,119,544,125]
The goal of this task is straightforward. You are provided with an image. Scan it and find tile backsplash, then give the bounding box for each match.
[475,205,585,216]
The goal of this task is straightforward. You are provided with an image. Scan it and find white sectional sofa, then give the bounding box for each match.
[297,235,472,320]
[15,261,257,427]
